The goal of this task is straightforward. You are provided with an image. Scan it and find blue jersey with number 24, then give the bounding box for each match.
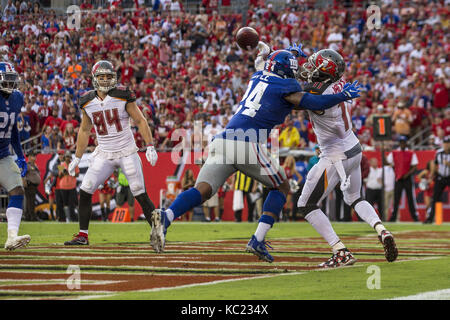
[222,70,301,142]
[0,91,24,159]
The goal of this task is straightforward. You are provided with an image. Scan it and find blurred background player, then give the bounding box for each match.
[295,49,398,267]
[0,61,30,250]
[98,173,118,221]
[150,48,362,258]
[64,60,158,245]
[424,136,450,224]
[115,168,136,222]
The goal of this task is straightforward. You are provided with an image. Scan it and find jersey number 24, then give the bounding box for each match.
[236,80,268,118]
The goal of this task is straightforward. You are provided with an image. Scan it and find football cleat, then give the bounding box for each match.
[378,230,398,262]
[319,248,357,268]
[150,209,167,253]
[245,235,274,263]
[5,234,31,251]
[64,233,89,246]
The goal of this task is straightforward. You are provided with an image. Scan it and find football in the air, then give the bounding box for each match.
[236,27,259,50]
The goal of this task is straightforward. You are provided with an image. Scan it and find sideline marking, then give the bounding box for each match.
[389,288,450,300]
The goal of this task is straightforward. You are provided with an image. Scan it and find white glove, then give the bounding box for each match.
[257,41,270,57]
[68,157,81,176]
[146,145,158,166]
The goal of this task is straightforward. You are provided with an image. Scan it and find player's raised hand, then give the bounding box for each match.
[342,81,362,100]
[15,157,27,178]
[146,144,158,166]
[68,157,81,176]
[286,42,307,58]
[257,41,270,57]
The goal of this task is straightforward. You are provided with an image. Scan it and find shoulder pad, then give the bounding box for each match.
[79,90,96,109]
[108,86,136,103]
[302,81,332,95]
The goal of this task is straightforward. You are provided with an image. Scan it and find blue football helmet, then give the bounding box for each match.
[264,50,299,79]
[0,61,19,94]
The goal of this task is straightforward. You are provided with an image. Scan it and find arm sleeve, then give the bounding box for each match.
[254,55,265,71]
[299,92,349,111]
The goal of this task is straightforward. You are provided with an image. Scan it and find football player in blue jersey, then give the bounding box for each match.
[0,62,31,251]
[149,49,362,259]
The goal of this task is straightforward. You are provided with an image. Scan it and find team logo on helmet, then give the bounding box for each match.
[0,62,19,94]
[300,49,345,83]
[264,50,298,79]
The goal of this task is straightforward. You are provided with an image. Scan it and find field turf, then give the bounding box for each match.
[0,221,449,300]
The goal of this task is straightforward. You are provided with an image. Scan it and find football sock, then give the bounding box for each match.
[135,193,156,225]
[354,200,382,229]
[166,209,174,223]
[79,230,88,237]
[6,195,24,234]
[168,187,202,221]
[332,241,346,253]
[6,207,22,233]
[305,209,342,249]
[78,190,93,231]
[254,215,275,242]
[374,222,386,236]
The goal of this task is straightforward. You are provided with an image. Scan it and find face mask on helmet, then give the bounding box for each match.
[299,51,344,83]
[0,64,19,94]
[93,72,117,93]
[92,61,117,93]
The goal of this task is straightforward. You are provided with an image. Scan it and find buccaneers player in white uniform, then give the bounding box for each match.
[64,60,158,245]
[296,49,398,267]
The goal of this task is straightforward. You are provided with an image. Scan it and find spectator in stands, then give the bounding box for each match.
[41,125,52,153]
[62,122,76,151]
[279,117,302,149]
[49,125,63,151]
[392,101,413,138]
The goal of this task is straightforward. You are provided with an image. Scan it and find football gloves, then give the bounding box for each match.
[15,157,27,178]
[68,157,81,176]
[286,42,307,58]
[146,145,158,166]
[342,81,362,99]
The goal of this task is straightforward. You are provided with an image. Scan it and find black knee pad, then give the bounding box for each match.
[297,204,319,219]
[350,198,364,210]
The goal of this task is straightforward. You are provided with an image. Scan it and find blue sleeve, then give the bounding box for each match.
[10,121,24,159]
[299,92,348,111]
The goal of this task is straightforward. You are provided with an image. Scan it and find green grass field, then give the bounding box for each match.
[0,221,449,300]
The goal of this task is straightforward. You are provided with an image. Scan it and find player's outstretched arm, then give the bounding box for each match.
[68,109,92,176]
[254,41,270,71]
[126,102,158,166]
[286,81,362,110]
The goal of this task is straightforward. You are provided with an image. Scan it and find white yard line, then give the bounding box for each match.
[389,288,450,300]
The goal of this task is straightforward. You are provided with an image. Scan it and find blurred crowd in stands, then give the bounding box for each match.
[1,0,448,222]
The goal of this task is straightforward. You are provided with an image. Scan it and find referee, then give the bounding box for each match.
[424,136,450,224]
